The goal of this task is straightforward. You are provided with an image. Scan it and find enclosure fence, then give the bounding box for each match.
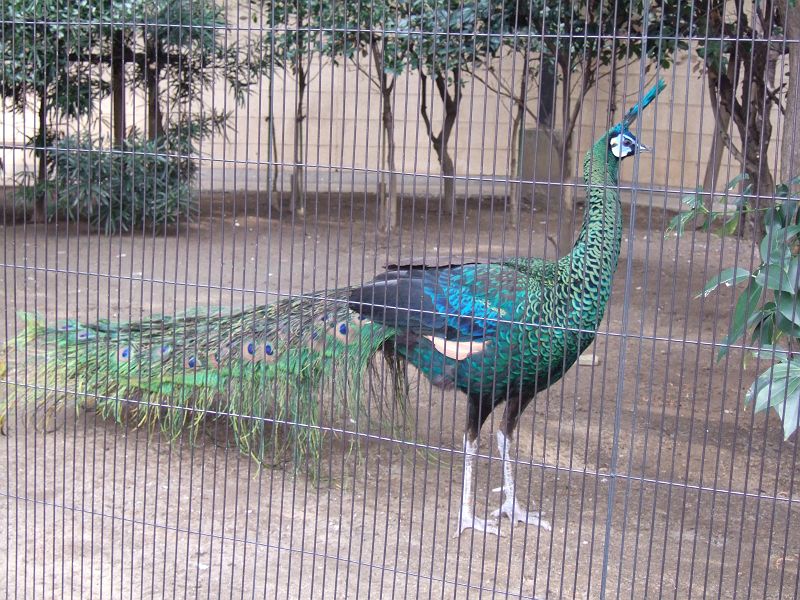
[2,1,799,598]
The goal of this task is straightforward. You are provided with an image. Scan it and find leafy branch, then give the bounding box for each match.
[668,174,800,438]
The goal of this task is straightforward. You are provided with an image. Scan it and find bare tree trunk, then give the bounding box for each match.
[111,29,126,149]
[557,50,594,210]
[145,35,165,141]
[265,112,279,202]
[508,51,531,228]
[382,105,398,230]
[420,70,462,215]
[267,72,279,195]
[705,12,777,236]
[780,5,800,192]
[702,58,738,192]
[555,50,593,183]
[741,39,776,234]
[35,89,48,219]
[373,41,398,233]
[607,61,618,122]
[290,58,307,216]
[538,57,555,129]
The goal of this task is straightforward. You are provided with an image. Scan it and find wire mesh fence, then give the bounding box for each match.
[1,0,799,598]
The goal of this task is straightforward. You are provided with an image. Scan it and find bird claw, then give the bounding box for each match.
[492,500,552,532]
[456,514,502,537]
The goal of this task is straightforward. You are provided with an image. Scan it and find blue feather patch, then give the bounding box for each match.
[152,344,172,360]
[622,79,667,128]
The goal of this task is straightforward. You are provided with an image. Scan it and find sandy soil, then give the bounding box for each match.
[1,192,798,598]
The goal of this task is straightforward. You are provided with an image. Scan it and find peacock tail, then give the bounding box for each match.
[1,291,403,467]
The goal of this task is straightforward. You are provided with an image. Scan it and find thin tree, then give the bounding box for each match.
[398,0,507,215]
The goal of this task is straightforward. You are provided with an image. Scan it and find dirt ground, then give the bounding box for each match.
[1,191,798,599]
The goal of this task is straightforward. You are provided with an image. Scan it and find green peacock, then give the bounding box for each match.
[1,81,666,536]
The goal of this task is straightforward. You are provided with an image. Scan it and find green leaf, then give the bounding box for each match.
[726,173,750,190]
[782,224,800,239]
[718,214,740,236]
[680,189,705,209]
[718,280,763,360]
[759,225,800,264]
[748,363,790,413]
[774,308,800,338]
[666,210,699,235]
[755,266,794,294]
[697,267,753,298]
[751,344,790,361]
[787,256,800,293]
[746,361,800,439]
[779,386,800,439]
[750,309,776,347]
[775,291,800,326]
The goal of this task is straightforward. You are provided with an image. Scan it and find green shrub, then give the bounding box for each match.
[46,133,198,233]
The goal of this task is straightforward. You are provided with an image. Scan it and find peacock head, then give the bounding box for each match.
[608,126,650,160]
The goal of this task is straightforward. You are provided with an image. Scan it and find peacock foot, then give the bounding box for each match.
[491,498,552,531]
[456,512,501,537]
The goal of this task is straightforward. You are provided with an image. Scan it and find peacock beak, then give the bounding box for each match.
[637,142,651,153]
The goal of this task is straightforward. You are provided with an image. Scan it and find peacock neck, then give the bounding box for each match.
[559,142,624,329]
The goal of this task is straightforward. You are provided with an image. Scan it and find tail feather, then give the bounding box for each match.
[2,289,404,468]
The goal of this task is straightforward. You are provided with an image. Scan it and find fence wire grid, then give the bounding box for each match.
[2,0,800,598]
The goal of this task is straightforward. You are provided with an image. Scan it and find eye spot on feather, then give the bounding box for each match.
[310,328,326,350]
[242,340,264,362]
[58,323,75,331]
[118,347,131,361]
[329,321,351,342]
[185,356,198,369]
[263,342,278,363]
[76,330,93,341]
[151,344,172,360]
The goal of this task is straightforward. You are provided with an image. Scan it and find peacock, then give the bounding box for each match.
[1,80,665,536]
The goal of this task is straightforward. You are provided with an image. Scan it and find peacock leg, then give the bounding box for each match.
[491,430,552,531]
[457,433,501,536]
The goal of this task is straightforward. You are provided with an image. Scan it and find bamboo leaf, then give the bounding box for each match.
[755,266,794,294]
[697,267,753,298]
[779,387,800,439]
[726,173,750,190]
[775,291,800,327]
[788,256,800,293]
[718,280,763,360]
[746,362,800,439]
